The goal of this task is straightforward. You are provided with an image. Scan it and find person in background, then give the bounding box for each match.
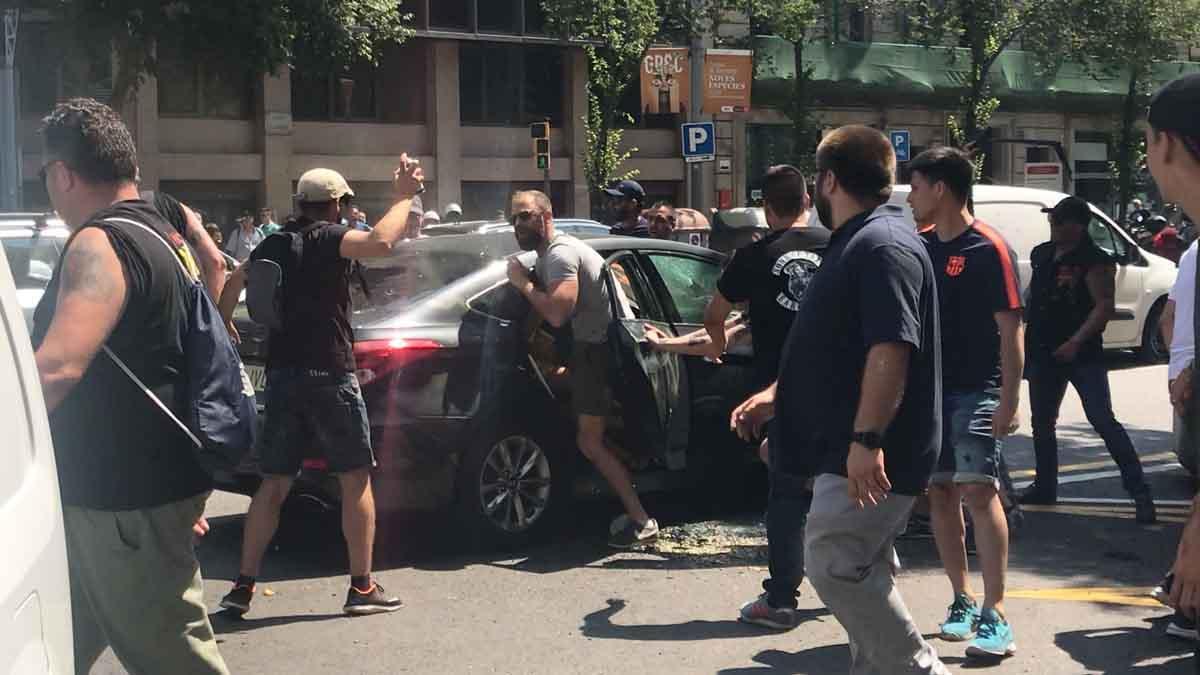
[741,125,947,674]
[259,207,281,236]
[605,180,650,237]
[205,223,225,250]
[645,202,676,239]
[150,191,226,301]
[225,210,264,263]
[1149,215,1186,264]
[444,202,464,223]
[217,158,424,617]
[422,209,442,229]
[506,189,660,548]
[1020,196,1156,524]
[405,195,425,239]
[33,97,228,674]
[1141,72,1200,633]
[909,146,1023,659]
[710,164,829,632]
[348,206,370,232]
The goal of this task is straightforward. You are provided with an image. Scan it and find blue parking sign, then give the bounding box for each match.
[890,130,911,162]
[681,122,716,163]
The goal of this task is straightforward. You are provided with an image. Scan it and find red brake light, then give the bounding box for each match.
[353,338,442,385]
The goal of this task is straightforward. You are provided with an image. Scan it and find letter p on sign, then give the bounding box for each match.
[681,122,715,163]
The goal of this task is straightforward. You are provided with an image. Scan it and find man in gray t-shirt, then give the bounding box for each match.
[506,190,660,549]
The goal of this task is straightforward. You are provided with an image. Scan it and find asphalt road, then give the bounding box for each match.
[92,355,1197,674]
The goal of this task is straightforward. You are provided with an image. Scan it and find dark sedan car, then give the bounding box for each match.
[222,232,760,544]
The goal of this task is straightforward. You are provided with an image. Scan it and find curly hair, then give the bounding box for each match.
[40,98,138,185]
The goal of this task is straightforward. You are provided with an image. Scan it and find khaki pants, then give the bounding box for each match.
[64,492,229,675]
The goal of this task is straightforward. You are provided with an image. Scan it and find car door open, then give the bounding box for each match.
[603,254,686,470]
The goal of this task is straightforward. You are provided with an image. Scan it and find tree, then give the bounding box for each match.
[22,0,413,105]
[885,0,1072,158]
[543,0,660,218]
[1066,0,1200,222]
[748,0,824,175]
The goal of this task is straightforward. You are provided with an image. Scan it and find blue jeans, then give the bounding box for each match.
[1028,359,1148,497]
[764,468,813,609]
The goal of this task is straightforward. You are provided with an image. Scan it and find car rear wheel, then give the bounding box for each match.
[456,425,572,548]
[1139,299,1169,364]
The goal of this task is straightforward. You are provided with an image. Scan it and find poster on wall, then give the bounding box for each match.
[702,49,753,114]
[640,47,690,116]
[1025,162,1063,192]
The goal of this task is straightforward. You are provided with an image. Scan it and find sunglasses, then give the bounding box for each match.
[510,210,542,227]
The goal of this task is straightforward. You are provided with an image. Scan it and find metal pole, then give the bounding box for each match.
[1,9,20,211]
[689,18,703,210]
[544,116,552,199]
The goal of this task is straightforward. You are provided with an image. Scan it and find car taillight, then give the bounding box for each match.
[353,338,442,386]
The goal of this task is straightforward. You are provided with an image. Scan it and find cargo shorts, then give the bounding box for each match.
[259,368,376,475]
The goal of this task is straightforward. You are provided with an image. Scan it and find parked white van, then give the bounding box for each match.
[887,185,1176,362]
[0,240,73,673]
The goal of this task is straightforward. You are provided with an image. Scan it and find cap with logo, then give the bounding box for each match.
[444,203,463,217]
[1149,73,1200,139]
[296,168,355,203]
[422,210,441,222]
[604,179,646,201]
[1041,196,1092,226]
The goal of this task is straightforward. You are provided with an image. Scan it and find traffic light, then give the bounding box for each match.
[531,121,550,171]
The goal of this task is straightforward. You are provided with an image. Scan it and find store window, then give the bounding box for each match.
[292,42,426,123]
[479,0,521,33]
[18,23,113,117]
[431,0,470,30]
[460,44,564,125]
[158,45,253,119]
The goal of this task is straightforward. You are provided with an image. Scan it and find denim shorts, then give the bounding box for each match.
[259,368,375,476]
[931,388,1002,489]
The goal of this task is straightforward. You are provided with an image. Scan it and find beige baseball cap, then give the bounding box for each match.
[295,168,355,203]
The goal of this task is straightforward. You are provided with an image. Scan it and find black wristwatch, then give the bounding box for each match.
[851,431,884,450]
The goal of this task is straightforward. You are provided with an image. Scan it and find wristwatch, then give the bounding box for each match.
[851,431,884,450]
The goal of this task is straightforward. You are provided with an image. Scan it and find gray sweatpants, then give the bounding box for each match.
[805,474,948,675]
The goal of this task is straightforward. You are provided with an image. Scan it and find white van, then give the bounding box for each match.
[0,242,73,673]
[887,185,1176,362]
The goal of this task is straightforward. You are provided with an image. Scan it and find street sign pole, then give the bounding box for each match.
[688,24,703,211]
[543,117,551,199]
[1,10,19,211]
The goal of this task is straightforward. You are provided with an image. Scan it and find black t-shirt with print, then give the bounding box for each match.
[717,226,830,387]
[250,217,355,372]
[1025,238,1115,365]
[770,207,941,495]
[921,220,1023,392]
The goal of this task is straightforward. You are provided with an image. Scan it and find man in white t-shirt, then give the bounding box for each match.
[1164,241,1198,465]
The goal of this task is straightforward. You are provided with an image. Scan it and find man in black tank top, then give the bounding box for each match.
[32,99,228,674]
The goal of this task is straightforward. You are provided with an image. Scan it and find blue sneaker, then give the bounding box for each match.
[967,607,1016,658]
[938,593,980,641]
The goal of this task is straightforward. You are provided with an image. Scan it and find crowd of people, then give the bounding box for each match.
[20,73,1200,675]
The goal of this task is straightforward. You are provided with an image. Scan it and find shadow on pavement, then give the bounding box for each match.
[580,598,830,643]
[209,611,346,635]
[713,645,849,674]
[1054,615,1195,673]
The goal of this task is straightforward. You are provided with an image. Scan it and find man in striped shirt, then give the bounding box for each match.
[909,147,1024,660]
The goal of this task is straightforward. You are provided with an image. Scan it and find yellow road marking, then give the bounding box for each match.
[1008,587,1163,608]
[1019,504,1189,523]
[1009,451,1177,478]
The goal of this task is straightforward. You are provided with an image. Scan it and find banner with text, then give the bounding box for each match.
[702,49,753,114]
[640,47,690,116]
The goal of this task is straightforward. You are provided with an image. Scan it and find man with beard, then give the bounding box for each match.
[506,189,659,548]
[606,180,651,237]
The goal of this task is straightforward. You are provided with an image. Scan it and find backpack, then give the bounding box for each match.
[244,223,371,331]
[100,216,258,475]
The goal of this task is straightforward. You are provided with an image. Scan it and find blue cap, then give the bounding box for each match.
[603,180,646,201]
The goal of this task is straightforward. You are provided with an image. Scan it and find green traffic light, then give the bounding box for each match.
[537,155,549,170]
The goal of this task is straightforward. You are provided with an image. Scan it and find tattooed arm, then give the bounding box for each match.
[34,228,128,412]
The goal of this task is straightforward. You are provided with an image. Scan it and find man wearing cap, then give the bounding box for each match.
[444,202,464,223]
[606,179,651,237]
[1020,194,1156,523]
[1142,72,1200,627]
[226,209,265,263]
[422,209,442,229]
[217,156,425,616]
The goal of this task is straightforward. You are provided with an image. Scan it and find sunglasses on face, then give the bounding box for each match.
[511,210,542,227]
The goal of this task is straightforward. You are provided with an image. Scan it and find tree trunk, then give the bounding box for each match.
[1115,64,1142,226]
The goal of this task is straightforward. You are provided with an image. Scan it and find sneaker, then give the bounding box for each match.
[1151,573,1174,606]
[1017,485,1056,505]
[938,593,980,641]
[738,593,800,630]
[966,607,1017,658]
[608,515,659,549]
[343,582,403,615]
[1166,612,1199,641]
[219,584,254,615]
[1134,493,1157,524]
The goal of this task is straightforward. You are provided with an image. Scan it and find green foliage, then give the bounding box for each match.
[27,0,413,104]
[543,0,660,207]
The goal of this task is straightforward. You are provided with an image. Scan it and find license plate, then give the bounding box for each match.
[245,364,267,394]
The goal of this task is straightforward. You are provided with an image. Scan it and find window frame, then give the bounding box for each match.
[156,54,254,120]
[459,42,565,126]
[605,252,668,323]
